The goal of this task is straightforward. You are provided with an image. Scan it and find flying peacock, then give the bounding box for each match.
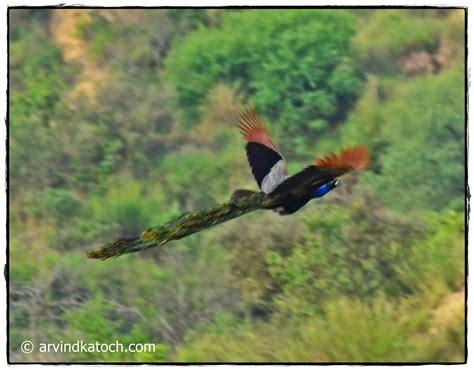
[87,107,369,260]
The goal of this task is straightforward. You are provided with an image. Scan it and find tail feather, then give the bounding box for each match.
[87,191,276,260]
[230,189,259,201]
[86,238,138,260]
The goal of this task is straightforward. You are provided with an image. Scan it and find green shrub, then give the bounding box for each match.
[164,10,364,157]
[342,69,464,212]
[177,294,464,362]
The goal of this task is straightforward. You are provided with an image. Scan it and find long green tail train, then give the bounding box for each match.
[87,192,277,260]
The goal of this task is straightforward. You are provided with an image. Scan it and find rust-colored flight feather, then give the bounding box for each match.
[314,146,370,175]
[238,106,278,152]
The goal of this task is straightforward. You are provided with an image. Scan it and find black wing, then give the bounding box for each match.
[270,145,370,198]
[246,142,284,188]
[269,166,335,198]
[238,107,289,192]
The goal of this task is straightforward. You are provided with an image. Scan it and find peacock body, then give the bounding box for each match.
[87,107,369,260]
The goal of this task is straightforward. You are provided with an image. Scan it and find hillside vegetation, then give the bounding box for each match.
[9,9,465,362]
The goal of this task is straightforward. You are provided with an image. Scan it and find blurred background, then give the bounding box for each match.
[9,8,465,362]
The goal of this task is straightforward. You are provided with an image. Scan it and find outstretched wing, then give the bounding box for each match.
[270,146,370,197]
[238,107,290,194]
[314,146,370,176]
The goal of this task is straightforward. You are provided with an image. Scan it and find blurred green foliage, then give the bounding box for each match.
[10,25,72,192]
[354,10,440,59]
[164,10,364,157]
[342,70,464,212]
[9,8,465,363]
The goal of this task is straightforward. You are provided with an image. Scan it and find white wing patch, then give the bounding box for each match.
[261,159,291,194]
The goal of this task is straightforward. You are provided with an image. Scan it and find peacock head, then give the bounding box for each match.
[312,179,340,198]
